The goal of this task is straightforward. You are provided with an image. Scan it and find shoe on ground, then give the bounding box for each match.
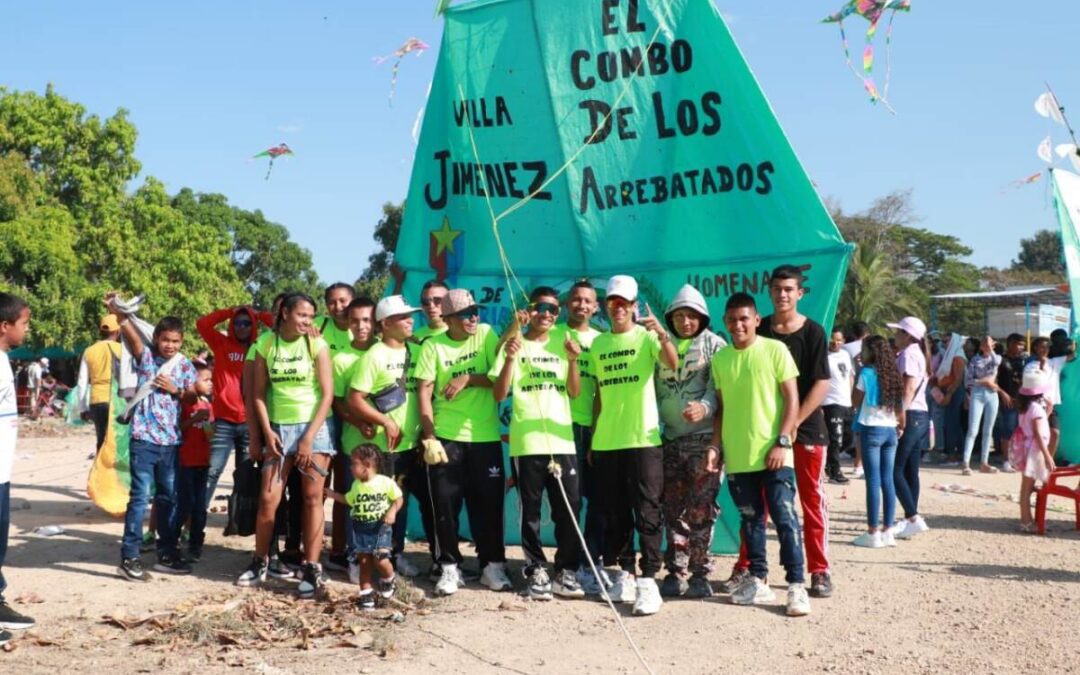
[297,563,325,599]
[898,516,929,540]
[881,530,897,547]
[632,577,662,616]
[810,572,834,598]
[525,566,553,601]
[435,564,462,597]
[237,556,269,587]
[394,553,420,578]
[730,576,775,606]
[609,570,637,604]
[0,601,36,630]
[685,574,714,599]
[1001,461,1017,474]
[719,567,752,594]
[377,574,397,600]
[118,557,152,583]
[278,549,304,569]
[576,566,609,597]
[358,591,376,612]
[480,562,513,592]
[659,573,689,597]
[786,583,812,617]
[852,466,865,479]
[348,559,361,585]
[961,466,973,476]
[267,555,296,580]
[428,563,443,583]
[324,552,349,572]
[185,546,203,563]
[829,472,851,485]
[552,568,585,599]
[853,531,884,548]
[153,555,193,575]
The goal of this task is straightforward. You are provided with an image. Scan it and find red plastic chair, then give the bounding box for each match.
[1035,466,1080,535]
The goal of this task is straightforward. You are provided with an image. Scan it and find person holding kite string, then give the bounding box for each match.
[589,275,678,617]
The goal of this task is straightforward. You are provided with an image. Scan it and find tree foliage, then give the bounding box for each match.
[1013,229,1064,276]
[355,202,403,300]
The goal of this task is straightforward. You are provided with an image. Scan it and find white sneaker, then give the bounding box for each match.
[609,570,637,604]
[435,563,461,596]
[853,466,865,479]
[1001,461,1017,474]
[552,568,585,599]
[348,560,360,585]
[853,531,884,548]
[886,522,906,537]
[632,578,662,616]
[394,553,420,578]
[730,576,775,605]
[881,530,897,547]
[480,562,513,592]
[525,566,553,601]
[786,583,811,617]
[898,515,929,540]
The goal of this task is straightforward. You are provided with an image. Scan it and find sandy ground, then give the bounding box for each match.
[3,421,1080,674]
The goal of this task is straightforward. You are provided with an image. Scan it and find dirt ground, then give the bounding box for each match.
[3,422,1079,674]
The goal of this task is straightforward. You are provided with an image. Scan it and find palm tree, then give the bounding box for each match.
[837,243,922,335]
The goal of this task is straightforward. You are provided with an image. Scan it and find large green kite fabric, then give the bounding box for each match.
[1051,169,1080,464]
[398,0,852,553]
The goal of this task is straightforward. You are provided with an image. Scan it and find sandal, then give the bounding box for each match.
[961,467,973,476]
[980,464,999,474]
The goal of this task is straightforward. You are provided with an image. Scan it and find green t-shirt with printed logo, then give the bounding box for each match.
[489,335,575,457]
[349,341,421,454]
[591,326,663,451]
[246,338,270,409]
[345,474,403,524]
[255,333,329,425]
[316,315,354,354]
[414,324,500,443]
[710,337,799,474]
[559,324,601,427]
[332,344,370,455]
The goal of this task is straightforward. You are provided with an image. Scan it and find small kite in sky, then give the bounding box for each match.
[822,0,911,114]
[252,143,293,180]
[374,37,430,106]
[1001,171,1043,194]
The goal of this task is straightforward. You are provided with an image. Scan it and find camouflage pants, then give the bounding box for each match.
[662,433,720,577]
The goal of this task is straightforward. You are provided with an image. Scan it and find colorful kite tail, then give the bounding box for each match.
[265,158,274,181]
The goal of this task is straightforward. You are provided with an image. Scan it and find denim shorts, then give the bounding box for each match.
[998,408,1020,438]
[350,520,392,556]
[271,421,335,457]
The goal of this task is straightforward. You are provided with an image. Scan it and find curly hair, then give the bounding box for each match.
[864,335,904,410]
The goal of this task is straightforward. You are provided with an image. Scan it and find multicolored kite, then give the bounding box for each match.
[822,0,911,113]
[374,37,430,106]
[252,143,294,180]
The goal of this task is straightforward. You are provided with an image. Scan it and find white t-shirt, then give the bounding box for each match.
[0,350,18,484]
[855,368,899,427]
[824,349,854,408]
[842,339,862,362]
[26,361,42,389]
[1025,357,1066,406]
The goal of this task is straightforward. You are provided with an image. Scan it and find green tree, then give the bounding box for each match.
[355,202,403,300]
[836,242,921,334]
[1013,229,1064,276]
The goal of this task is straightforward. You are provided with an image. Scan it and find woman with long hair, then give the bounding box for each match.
[236,293,335,598]
[888,317,932,539]
[961,335,1003,475]
[851,335,905,548]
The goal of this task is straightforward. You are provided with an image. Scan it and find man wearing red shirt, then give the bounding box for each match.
[196,306,272,510]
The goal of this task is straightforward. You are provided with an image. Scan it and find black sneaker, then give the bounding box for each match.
[828,472,851,485]
[297,563,324,599]
[810,572,834,598]
[324,552,349,572]
[719,567,751,594]
[118,557,152,582]
[660,573,688,597]
[377,575,397,600]
[153,555,193,575]
[236,556,269,587]
[185,546,203,563]
[267,555,296,579]
[358,591,376,612]
[0,629,11,647]
[279,549,304,570]
[0,601,35,629]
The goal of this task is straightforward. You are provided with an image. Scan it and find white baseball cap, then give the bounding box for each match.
[606,275,639,302]
[375,295,421,322]
[886,316,927,342]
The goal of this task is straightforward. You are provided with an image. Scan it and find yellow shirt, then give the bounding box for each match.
[83,340,121,405]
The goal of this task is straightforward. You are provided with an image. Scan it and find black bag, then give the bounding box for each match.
[370,344,412,414]
[224,458,261,537]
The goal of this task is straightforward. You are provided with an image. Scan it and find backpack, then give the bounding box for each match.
[1008,425,1029,472]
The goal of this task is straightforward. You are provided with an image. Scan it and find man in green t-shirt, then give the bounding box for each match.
[590,275,677,617]
[346,295,423,578]
[707,292,810,617]
[491,286,584,601]
[415,289,510,596]
[414,280,449,342]
[326,296,377,572]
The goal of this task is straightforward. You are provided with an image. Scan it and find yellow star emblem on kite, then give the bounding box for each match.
[432,217,462,256]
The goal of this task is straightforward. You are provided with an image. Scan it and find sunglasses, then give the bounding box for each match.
[529,302,560,316]
[421,297,445,307]
[233,320,253,328]
[606,297,633,310]
[451,308,479,320]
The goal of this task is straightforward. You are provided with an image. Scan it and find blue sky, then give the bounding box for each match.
[2,1,1077,285]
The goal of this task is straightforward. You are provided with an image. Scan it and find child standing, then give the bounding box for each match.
[325,444,403,611]
[172,365,214,562]
[1015,371,1056,532]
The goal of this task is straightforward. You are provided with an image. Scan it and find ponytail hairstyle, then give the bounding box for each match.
[274,292,318,332]
[865,335,904,410]
[920,335,933,377]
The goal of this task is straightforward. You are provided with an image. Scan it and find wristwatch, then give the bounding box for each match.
[778,434,793,449]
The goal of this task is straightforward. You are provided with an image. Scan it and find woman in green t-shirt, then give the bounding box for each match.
[236,293,335,599]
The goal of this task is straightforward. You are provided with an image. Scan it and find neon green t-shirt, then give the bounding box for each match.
[710,337,799,474]
[489,335,575,457]
[414,324,500,443]
[414,324,448,342]
[349,341,421,454]
[332,344,370,455]
[345,474,402,524]
[255,333,329,425]
[560,324,601,426]
[317,315,354,354]
[591,326,663,451]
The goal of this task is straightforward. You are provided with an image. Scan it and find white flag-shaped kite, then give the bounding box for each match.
[1036,91,1066,125]
[1057,143,1080,172]
[1038,136,1054,163]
